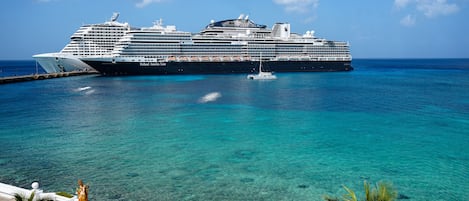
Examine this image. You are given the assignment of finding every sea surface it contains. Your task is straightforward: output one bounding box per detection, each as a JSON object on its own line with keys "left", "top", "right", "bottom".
{"left": 0, "top": 60, "right": 45, "bottom": 77}
{"left": 0, "top": 59, "right": 468, "bottom": 201}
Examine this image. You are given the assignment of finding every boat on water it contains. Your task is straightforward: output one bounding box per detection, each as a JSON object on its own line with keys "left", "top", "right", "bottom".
{"left": 81, "top": 14, "right": 353, "bottom": 75}
{"left": 33, "top": 13, "right": 131, "bottom": 73}
{"left": 247, "top": 53, "right": 276, "bottom": 80}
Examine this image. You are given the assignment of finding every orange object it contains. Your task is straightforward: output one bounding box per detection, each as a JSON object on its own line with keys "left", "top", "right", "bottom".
{"left": 77, "top": 180, "right": 89, "bottom": 201}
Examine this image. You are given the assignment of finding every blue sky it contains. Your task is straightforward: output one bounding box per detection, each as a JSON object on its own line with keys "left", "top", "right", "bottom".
{"left": 0, "top": 0, "right": 468, "bottom": 59}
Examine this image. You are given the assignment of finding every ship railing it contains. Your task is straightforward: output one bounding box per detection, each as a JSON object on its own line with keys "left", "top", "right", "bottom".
{"left": 275, "top": 55, "right": 310, "bottom": 61}
{"left": 316, "top": 57, "right": 352, "bottom": 61}
{"left": 274, "top": 55, "right": 351, "bottom": 61}
{"left": 167, "top": 55, "right": 254, "bottom": 62}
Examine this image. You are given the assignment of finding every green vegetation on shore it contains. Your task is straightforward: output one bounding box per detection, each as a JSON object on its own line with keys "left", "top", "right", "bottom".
{"left": 324, "top": 181, "right": 397, "bottom": 201}
{"left": 56, "top": 191, "right": 74, "bottom": 198}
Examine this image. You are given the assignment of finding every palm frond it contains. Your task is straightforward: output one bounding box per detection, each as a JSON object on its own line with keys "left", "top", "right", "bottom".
{"left": 27, "top": 191, "right": 35, "bottom": 201}
{"left": 342, "top": 185, "right": 358, "bottom": 201}
{"left": 376, "top": 181, "right": 397, "bottom": 201}
{"left": 14, "top": 193, "right": 24, "bottom": 201}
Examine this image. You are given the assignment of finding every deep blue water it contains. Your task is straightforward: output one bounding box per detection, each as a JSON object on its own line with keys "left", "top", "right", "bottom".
{"left": 1, "top": 59, "right": 468, "bottom": 200}
{"left": 0, "top": 60, "right": 45, "bottom": 77}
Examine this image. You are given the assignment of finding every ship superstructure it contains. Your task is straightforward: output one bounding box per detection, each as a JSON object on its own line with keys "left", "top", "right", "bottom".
{"left": 82, "top": 14, "right": 353, "bottom": 75}
{"left": 33, "top": 13, "right": 132, "bottom": 73}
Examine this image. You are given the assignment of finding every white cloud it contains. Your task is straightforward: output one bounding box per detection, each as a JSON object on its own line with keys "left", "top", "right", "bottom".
{"left": 273, "top": 0, "right": 319, "bottom": 13}
{"left": 135, "top": 0, "right": 164, "bottom": 8}
{"left": 400, "top": 14, "right": 416, "bottom": 26}
{"left": 394, "top": 0, "right": 412, "bottom": 9}
{"left": 416, "top": 0, "right": 459, "bottom": 18}
{"left": 394, "top": 0, "right": 459, "bottom": 26}
{"left": 395, "top": 0, "right": 459, "bottom": 17}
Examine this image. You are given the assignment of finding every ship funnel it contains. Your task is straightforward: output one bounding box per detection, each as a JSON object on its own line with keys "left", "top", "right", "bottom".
{"left": 238, "top": 14, "right": 245, "bottom": 20}
{"left": 272, "top": 23, "right": 291, "bottom": 39}
{"left": 245, "top": 15, "right": 249, "bottom": 20}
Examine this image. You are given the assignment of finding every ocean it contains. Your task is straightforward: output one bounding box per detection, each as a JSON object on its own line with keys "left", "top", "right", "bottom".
{"left": 0, "top": 60, "right": 45, "bottom": 77}
{"left": 0, "top": 59, "right": 468, "bottom": 200}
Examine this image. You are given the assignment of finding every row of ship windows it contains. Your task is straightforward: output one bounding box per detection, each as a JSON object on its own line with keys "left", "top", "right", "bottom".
{"left": 63, "top": 50, "right": 349, "bottom": 56}
{"left": 69, "top": 43, "right": 116, "bottom": 46}
{"left": 117, "top": 51, "right": 350, "bottom": 55}
{"left": 118, "top": 46, "right": 349, "bottom": 50}
{"left": 85, "top": 33, "right": 126, "bottom": 36}
{"left": 119, "top": 47, "right": 349, "bottom": 52}
{"left": 123, "top": 42, "right": 349, "bottom": 48}
{"left": 117, "top": 50, "right": 349, "bottom": 55}
{"left": 65, "top": 46, "right": 115, "bottom": 50}
{"left": 63, "top": 49, "right": 114, "bottom": 52}
{"left": 75, "top": 32, "right": 348, "bottom": 42}
{"left": 118, "top": 53, "right": 350, "bottom": 57}
{"left": 132, "top": 34, "right": 191, "bottom": 37}
{"left": 121, "top": 44, "right": 349, "bottom": 49}
{"left": 81, "top": 35, "right": 125, "bottom": 38}
{"left": 69, "top": 53, "right": 349, "bottom": 57}
{"left": 127, "top": 38, "right": 190, "bottom": 41}
{"left": 72, "top": 39, "right": 119, "bottom": 42}
{"left": 65, "top": 47, "right": 348, "bottom": 53}
{"left": 119, "top": 39, "right": 348, "bottom": 45}
{"left": 131, "top": 35, "right": 189, "bottom": 38}
{"left": 63, "top": 50, "right": 115, "bottom": 53}
{"left": 69, "top": 43, "right": 114, "bottom": 46}
{"left": 120, "top": 43, "right": 349, "bottom": 48}
{"left": 87, "top": 30, "right": 126, "bottom": 33}
{"left": 89, "top": 27, "right": 128, "bottom": 30}
{"left": 73, "top": 36, "right": 122, "bottom": 39}
{"left": 66, "top": 44, "right": 348, "bottom": 52}
{"left": 71, "top": 40, "right": 348, "bottom": 48}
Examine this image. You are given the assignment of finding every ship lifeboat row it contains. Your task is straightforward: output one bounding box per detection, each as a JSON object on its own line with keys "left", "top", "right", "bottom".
{"left": 165, "top": 56, "right": 253, "bottom": 62}
{"left": 134, "top": 55, "right": 346, "bottom": 66}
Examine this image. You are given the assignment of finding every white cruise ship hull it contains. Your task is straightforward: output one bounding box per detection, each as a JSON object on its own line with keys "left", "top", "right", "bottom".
{"left": 33, "top": 53, "right": 95, "bottom": 73}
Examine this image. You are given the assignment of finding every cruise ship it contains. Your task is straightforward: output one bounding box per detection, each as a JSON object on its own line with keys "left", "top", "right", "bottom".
{"left": 33, "top": 13, "right": 131, "bottom": 73}
{"left": 82, "top": 14, "right": 352, "bottom": 75}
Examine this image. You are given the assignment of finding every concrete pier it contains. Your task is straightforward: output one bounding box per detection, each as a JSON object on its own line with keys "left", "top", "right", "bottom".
{"left": 0, "top": 182, "right": 74, "bottom": 201}
{"left": 0, "top": 71, "right": 98, "bottom": 84}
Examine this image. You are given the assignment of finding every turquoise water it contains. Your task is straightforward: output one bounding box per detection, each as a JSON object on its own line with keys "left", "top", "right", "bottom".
{"left": 1, "top": 59, "right": 468, "bottom": 200}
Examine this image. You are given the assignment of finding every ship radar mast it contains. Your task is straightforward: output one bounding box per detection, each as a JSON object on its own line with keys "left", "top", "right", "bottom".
{"left": 110, "top": 12, "right": 119, "bottom": 22}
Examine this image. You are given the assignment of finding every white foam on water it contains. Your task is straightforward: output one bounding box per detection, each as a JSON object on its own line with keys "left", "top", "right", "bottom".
{"left": 75, "top": 86, "right": 92, "bottom": 92}
{"left": 198, "top": 92, "right": 222, "bottom": 103}
{"left": 84, "top": 89, "right": 95, "bottom": 95}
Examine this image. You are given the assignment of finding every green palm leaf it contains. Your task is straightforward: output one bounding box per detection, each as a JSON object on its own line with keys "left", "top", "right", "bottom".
{"left": 342, "top": 185, "right": 358, "bottom": 201}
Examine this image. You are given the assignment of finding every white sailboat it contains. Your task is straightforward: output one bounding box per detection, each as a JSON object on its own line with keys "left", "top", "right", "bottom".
{"left": 247, "top": 53, "right": 277, "bottom": 80}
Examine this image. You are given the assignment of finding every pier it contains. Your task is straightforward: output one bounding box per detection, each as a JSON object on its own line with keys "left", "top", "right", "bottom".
{"left": 0, "top": 71, "right": 98, "bottom": 84}
{"left": 0, "top": 182, "right": 74, "bottom": 201}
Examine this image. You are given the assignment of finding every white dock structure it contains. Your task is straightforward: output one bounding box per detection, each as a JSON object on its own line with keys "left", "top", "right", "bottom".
{"left": 0, "top": 182, "right": 74, "bottom": 201}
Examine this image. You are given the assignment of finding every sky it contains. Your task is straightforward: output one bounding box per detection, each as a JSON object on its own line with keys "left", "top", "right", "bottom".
{"left": 0, "top": 0, "right": 468, "bottom": 59}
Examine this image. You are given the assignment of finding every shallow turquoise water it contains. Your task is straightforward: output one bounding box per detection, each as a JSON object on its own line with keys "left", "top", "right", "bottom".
{"left": 1, "top": 59, "right": 468, "bottom": 200}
